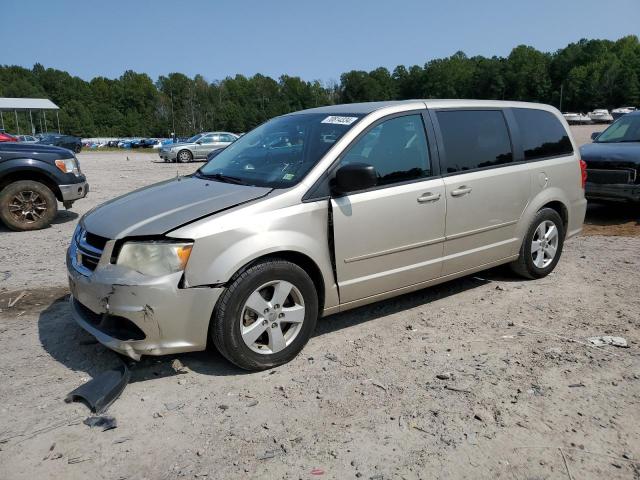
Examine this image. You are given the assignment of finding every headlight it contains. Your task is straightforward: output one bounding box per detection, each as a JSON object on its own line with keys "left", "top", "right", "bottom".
{"left": 55, "top": 158, "right": 80, "bottom": 176}
{"left": 117, "top": 241, "right": 193, "bottom": 276}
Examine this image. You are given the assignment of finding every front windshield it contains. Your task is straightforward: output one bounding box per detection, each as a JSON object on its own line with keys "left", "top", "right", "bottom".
{"left": 596, "top": 115, "right": 640, "bottom": 143}
{"left": 187, "top": 133, "right": 204, "bottom": 143}
{"left": 197, "top": 113, "right": 362, "bottom": 188}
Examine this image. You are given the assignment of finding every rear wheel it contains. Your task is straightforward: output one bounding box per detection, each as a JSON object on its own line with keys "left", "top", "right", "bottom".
{"left": 510, "top": 208, "right": 564, "bottom": 279}
{"left": 211, "top": 259, "right": 318, "bottom": 370}
{"left": 177, "top": 149, "right": 192, "bottom": 163}
{"left": 0, "top": 180, "right": 58, "bottom": 231}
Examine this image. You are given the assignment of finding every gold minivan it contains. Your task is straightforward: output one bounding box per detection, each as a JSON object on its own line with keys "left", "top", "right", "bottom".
{"left": 68, "top": 100, "right": 587, "bottom": 370}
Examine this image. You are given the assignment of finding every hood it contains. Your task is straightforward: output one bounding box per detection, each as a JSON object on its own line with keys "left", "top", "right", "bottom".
{"left": 162, "top": 142, "right": 193, "bottom": 150}
{"left": 0, "top": 142, "right": 73, "bottom": 157}
{"left": 580, "top": 142, "right": 640, "bottom": 169}
{"left": 82, "top": 175, "right": 271, "bottom": 239}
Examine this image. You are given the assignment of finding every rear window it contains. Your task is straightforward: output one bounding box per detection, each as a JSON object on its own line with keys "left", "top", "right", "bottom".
{"left": 436, "top": 110, "right": 513, "bottom": 173}
{"left": 512, "top": 108, "right": 573, "bottom": 160}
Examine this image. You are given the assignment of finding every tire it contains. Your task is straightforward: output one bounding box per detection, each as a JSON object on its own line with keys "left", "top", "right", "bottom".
{"left": 176, "top": 149, "right": 193, "bottom": 163}
{"left": 510, "top": 208, "right": 565, "bottom": 279}
{"left": 211, "top": 258, "right": 319, "bottom": 371}
{"left": 0, "top": 180, "right": 58, "bottom": 231}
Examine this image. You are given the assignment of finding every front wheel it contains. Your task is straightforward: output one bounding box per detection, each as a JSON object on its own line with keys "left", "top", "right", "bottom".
{"left": 211, "top": 259, "right": 318, "bottom": 370}
{"left": 176, "top": 149, "right": 193, "bottom": 163}
{"left": 510, "top": 208, "right": 565, "bottom": 279}
{"left": 0, "top": 180, "right": 58, "bottom": 231}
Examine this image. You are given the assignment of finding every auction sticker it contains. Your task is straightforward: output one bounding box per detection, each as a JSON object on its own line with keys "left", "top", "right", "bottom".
{"left": 321, "top": 115, "right": 359, "bottom": 125}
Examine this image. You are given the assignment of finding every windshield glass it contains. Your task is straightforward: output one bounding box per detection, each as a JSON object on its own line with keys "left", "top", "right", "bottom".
{"left": 187, "top": 133, "right": 204, "bottom": 143}
{"left": 197, "top": 113, "right": 362, "bottom": 188}
{"left": 596, "top": 115, "right": 640, "bottom": 143}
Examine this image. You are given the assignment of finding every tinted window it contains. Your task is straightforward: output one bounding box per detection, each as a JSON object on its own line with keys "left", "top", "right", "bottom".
{"left": 220, "top": 134, "right": 236, "bottom": 142}
{"left": 199, "top": 134, "right": 215, "bottom": 144}
{"left": 513, "top": 108, "right": 573, "bottom": 159}
{"left": 437, "top": 110, "right": 513, "bottom": 173}
{"left": 340, "top": 114, "right": 431, "bottom": 186}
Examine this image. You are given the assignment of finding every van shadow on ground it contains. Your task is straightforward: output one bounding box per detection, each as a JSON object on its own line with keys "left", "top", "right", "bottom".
{"left": 583, "top": 201, "right": 639, "bottom": 236}
{"left": 37, "top": 272, "right": 497, "bottom": 384}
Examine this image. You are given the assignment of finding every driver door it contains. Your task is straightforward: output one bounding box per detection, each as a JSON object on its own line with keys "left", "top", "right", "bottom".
{"left": 195, "top": 134, "right": 217, "bottom": 158}
{"left": 331, "top": 113, "right": 446, "bottom": 304}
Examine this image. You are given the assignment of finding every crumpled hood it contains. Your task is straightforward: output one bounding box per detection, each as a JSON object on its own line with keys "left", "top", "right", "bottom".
{"left": 580, "top": 142, "right": 640, "bottom": 168}
{"left": 82, "top": 176, "right": 271, "bottom": 239}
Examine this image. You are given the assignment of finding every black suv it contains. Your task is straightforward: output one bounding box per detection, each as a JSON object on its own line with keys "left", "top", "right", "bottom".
{"left": 37, "top": 133, "right": 83, "bottom": 153}
{"left": 0, "top": 143, "right": 88, "bottom": 231}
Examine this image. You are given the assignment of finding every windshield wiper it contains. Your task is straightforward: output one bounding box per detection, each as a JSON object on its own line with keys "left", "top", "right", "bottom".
{"left": 197, "top": 171, "right": 248, "bottom": 185}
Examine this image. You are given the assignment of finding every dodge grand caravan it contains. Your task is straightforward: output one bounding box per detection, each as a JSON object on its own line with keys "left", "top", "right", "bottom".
{"left": 68, "top": 100, "right": 586, "bottom": 370}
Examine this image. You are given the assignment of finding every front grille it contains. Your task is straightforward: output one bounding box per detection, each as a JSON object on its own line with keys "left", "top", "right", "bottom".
{"left": 586, "top": 169, "right": 634, "bottom": 185}
{"left": 75, "top": 228, "right": 108, "bottom": 273}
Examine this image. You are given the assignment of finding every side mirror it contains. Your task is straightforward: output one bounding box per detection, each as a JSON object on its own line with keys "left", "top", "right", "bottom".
{"left": 333, "top": 163, "right": 377, "bottom": 194}
{"left": 195, "top": 140, "right": 202, "bottom": 145}
{"left": 591, "top": 132, "right": 601, "bottom": 141}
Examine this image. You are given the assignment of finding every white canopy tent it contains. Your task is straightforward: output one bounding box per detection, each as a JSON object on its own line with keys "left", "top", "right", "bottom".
{"left": 0, "top": 97, "right": 60, "bottom": 135}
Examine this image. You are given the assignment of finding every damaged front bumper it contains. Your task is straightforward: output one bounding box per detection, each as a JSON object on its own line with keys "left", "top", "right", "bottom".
{"left": 67, "top": 239, "right": 223, "bottom": 360}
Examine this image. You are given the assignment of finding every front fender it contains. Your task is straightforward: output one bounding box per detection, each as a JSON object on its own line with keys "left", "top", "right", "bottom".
{"left": 177, "top": 201, "right": 339, "bottom": 310}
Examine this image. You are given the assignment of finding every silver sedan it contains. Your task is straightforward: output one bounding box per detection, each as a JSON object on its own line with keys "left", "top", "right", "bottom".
{"left": 159, "top": 132, "right": 239, "bottom": 163}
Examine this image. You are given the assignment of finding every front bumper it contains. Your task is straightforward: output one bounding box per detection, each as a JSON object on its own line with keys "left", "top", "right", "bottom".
{"left": 67, "top": 240, "right": 223, "bottom": 360}
{"left": 159, "top": 149, "right": 178, "bottom": 162}
{"left": 585, "top": 182, "right": 640, "bottom": 202}
{"left": 59, "top": 180, "right": 89, "bottom": 202}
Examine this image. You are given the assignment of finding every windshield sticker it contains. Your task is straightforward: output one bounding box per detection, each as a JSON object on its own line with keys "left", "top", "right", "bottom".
{"left": 321, "top": 116, "right": 359, "bottom": 125}
{"left": 282, "top": 173, "right": 295, "bottom": 180}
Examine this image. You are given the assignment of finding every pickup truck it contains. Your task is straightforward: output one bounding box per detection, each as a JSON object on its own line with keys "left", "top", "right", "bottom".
{"left": 0, "top": 143, "right": 89, "bottom": 231}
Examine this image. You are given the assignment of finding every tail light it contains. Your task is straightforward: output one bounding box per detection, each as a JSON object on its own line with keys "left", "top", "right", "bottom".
{"left": 579, "top": 159, "right": 587, "bottom": 189}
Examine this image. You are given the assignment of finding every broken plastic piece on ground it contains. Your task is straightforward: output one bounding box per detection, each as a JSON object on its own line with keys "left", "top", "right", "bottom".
{"left": 587, "top": 336, "right": 629, "bottom": 348}
{"left": 83, "top": 415, "right": 117, "bottom": 431}
{"left": 65, "top": 362, "right": 130, "bottom": 414}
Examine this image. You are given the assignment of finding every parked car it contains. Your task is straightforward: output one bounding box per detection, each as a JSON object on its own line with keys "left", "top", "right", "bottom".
{"left": 37, "top": 133, "right": 82, "bottom": 153}
{"left": 158, "top": 131, "right": 239, "bottom": 162}
{"left": 68, "top": 100, "right": 586, "bottom": 370}
{"left": 581, "top": 110, "right": 640, "bottom": 202}
{"left": 0, "top": 132, "right": 17, "bottom": 142}
{"left": 16, "top": 134, "right": 39, "bottom": 143}
{"left": 611, "top": 106, "right": 637, "bottom": 120}
{"left": 0, "top": 143, "right": 88, "bottom": 231}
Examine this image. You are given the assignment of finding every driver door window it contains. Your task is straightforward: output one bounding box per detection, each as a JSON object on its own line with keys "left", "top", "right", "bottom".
{"left": 340, "top": 114, "right": 431, "bottom": 187}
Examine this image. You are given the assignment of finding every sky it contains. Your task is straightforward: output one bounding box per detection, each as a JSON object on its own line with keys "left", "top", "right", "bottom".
{"left": 3, "top": 0, "right": 640, "bottom": 83}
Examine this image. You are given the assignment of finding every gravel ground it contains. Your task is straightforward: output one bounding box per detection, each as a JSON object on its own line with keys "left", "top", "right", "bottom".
{"left": 0, "top": 126, "right": 639, "bottom": 479}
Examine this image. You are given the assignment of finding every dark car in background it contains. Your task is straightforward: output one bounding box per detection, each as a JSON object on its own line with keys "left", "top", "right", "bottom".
{"left": 37, "top": 133, "right": 82, "bottom": 153}
{"left": 581, "top": 111, "right": 640, "bottom": 202}
{"left": 0, "top": 143, "right": 88, "bottom": 230}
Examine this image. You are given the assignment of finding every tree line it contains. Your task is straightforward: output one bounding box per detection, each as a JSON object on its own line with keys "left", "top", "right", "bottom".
{"left": 0, "top": 35, "right": 638, "bottom": 138}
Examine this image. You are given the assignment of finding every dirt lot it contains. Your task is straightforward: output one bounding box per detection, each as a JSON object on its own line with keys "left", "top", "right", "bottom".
{"left": 1, "top": 128, "right": 639, "bottom": 479}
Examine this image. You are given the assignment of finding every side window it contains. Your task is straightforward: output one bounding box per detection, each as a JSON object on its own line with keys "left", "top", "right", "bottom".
{"left": 340, "top": 114, "right": 431, "bottom": 187}
{"left": 220, "top": 134, "right": 236, "bottom": 142}
{"left": 512, "top": 108, "right": 573, "bottom": 160}
{"left": 436, "top": 110, "right": 513, "bottom": 173}
{"left": 200, "top": 134, "right": 215, "bottom": 144}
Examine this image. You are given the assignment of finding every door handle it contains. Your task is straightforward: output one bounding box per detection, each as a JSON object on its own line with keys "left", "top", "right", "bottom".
{"left": 450, "top": 186, "right": 472, "bottom": 197}
{"left": 417, "top": 192, "right": 441, "bottom": 203}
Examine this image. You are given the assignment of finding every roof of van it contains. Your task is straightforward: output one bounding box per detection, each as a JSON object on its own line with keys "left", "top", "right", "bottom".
{"left": 288, "top": 99, "right": 558, "bottom": 116}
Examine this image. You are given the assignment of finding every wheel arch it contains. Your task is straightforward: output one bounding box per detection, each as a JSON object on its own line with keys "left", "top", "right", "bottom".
{"left": 0, "top": 169, "right": 62, "bottom": 201}
{"left": 223, "top": 250, "right": 326, "bottom": 315}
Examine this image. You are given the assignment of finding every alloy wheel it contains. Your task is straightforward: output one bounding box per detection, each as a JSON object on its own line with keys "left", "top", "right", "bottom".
{"left": 8, "top": 190, "right": 48, "bottom": 225}
{"left": 239, "top": 280, "right": 305, "bottom": 354}
{"left": 531, "top": 220, "right": 559, "bottom": 268}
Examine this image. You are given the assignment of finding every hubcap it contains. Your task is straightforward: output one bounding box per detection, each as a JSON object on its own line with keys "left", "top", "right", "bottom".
{"left": 179, "top": 151, "right": 190, "bottom": 161}
{"left": 8, "top": 190, "right": 47, "bottom": 224}
{"left": 240, "top": 280, "right": 305, "bottom": 354}
{"left": 531, "top": 220, "right": 559, "bottom": 268}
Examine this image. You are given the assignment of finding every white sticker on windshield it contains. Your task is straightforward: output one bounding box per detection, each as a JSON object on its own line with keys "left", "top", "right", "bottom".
{"left": 321, "top": 115, "right": 359, "bottom": 125}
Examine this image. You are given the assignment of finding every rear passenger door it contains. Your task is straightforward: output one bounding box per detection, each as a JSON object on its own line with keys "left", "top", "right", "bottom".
{"left": 431, "top": 109, "right": 530, "bottom": 275}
